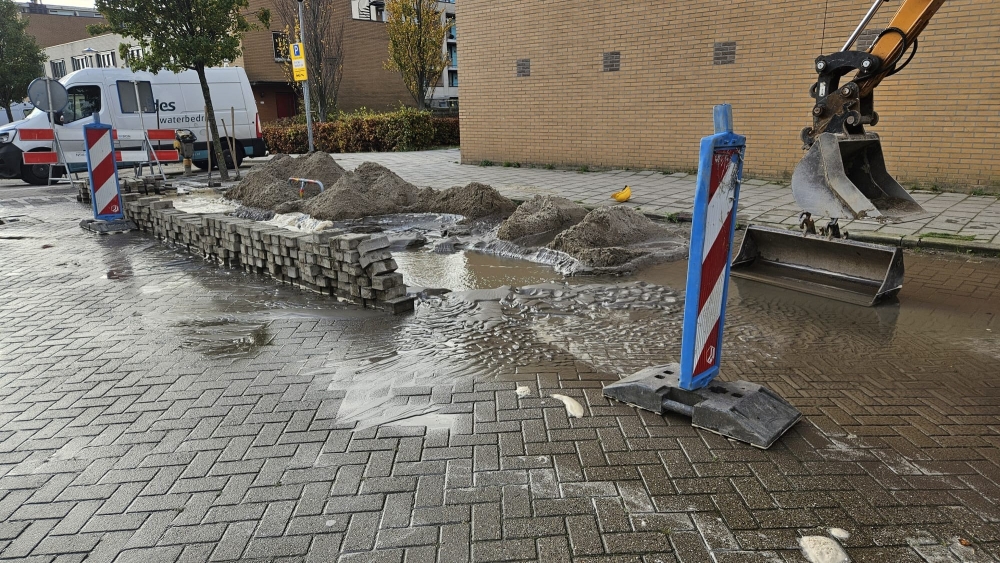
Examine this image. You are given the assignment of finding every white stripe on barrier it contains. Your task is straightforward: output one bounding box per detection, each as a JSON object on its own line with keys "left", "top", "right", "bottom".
{"left": 694, "top": 263, "right": 727, "bottom": 363}
{"left": 90, "top": 131, "right": 118, "bottom": 214}
{"left": 702, "top": 160, "right": 738, "bottom": 261}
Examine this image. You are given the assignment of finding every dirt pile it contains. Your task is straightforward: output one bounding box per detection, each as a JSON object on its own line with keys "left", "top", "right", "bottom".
{"left": 431, "top": 182, "right": 517, "bottom": 220}
{"left": 225, "top": 152, "right": 345, "bottom": 211}
{"left": 292, "top": 152, "right": 346, "bottom": 192}
{"left": 497, "top": 195, "right": 587, "bottom": 242}
{"left": 304, "top": 163, "right": 427, "bottom": 221}
{"left": 548, "top": 206, "right": 685, "bottom": 269}
{"left": 224, "top": 154, "right": 302, "bottom": 210}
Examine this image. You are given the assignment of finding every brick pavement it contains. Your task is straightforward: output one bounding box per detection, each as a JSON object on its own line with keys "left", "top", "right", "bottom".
{"left": 0, "top": 183, "right": 999, "bottom": 562}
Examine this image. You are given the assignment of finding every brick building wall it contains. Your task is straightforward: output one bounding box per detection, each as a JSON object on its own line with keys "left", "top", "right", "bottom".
{"left": 242, "top": 0, "right": 412, "bottom": 122}
{"left": 458, "top": 1, "right": 1000, "bottom": 187}
{"left": 23, "top": 12, "right": 105, "bottom": 49}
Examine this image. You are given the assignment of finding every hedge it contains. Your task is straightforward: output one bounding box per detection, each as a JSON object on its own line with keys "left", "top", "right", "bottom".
{"left": 261, "top": 108, "right": 460, "bottom": 154}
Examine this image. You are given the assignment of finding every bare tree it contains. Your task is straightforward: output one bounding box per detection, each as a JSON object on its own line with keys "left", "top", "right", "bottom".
{"left": 274, "top": 0, "right": 344, "bottom": 122}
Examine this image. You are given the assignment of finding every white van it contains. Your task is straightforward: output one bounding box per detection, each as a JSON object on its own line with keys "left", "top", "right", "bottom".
{"left": 0, "top": 103, "right": 33, "bottom": 126}
{"left": 0, "top": 67, "right": 266, "bottom": 185}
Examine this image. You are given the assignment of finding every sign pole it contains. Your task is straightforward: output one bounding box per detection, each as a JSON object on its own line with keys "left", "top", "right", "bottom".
{"left": 296, "top": 0, "right": 314, "bottom": 152}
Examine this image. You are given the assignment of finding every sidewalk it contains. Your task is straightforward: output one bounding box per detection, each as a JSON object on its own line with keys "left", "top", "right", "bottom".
{"left": 245, "top": 148, "right": 1000, "bottom": 251}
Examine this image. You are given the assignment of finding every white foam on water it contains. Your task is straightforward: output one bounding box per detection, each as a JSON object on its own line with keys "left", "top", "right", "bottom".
{"left": 516, "top": 386, "right": 531, "bottom": 398}
{"left": 550, "top": 394, "right": 585, "bottom": 418}
{"left": 264, "top": 212, "right": 336, "bottom": 233}
{"left": 171, "top": 197, "right": 239, "bottom": 215}
{"left": 799, "top": 536, "right": 850, "bottom": 563}
{"left": 829, "top": 528, "right": 851, "bottom": 541}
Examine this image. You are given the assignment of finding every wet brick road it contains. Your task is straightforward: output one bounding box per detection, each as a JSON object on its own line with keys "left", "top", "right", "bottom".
{"left": 0, "top": 182, "right": 999, "bottom": 562}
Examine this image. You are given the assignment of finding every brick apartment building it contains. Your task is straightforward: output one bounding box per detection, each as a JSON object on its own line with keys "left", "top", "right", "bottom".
{"left": 459, "top": 0, "right": 1000, "bottom": 187}
{"left": 242, "top": 0, "right": 458, "bottom": 122}
{"left": 17, "top": 0, "right": 105, "bottom": 49}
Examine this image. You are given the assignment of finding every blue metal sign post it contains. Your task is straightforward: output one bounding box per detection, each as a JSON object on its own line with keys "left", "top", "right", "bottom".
{"left": 678, "top": 104, "right": 745, "bottom": 390}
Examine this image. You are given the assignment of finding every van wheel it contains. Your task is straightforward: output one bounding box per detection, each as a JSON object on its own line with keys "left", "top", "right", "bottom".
{"left": 20, "top": 161, "right": 64, "bottom": 186}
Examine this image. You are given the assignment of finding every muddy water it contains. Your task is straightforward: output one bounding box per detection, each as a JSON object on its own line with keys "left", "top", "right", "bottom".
{"left": 314, "top": 246, "right": 999, "bottom": 429}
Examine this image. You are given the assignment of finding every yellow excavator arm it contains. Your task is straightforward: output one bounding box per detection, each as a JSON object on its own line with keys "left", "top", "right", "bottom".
{"left": 792, "top": 0, "right": 947, "bottom": 221}
{"left": 857, "top": 0, "right": 946, "bottom": 97}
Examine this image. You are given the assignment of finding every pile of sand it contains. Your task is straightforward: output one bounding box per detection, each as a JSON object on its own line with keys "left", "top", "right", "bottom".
{"left": 497, "top": 195, "right": 587, "bottom": 242}
{"left": 431, "top": 182, "right": 517, "bottom": 220}
{"left": 548, "top": 206, "right": 685, "bottom": 269}
{"left": 304, "top": 163, "right": 428, "bottom": 221}
{"left": 549, "top": 206, "right": 670, "bottom": 253}
{"left": 293, "top": 152, "right": 346, "bottom": 192}
{"left": 226, "top": 157, "right": 516, "bottom": 224}
{"left": 224, "top": 152, "right": 345, "bottom": 211}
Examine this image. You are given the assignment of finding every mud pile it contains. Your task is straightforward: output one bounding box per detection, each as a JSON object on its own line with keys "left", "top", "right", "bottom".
{"left": 225, "top": 152, "right": 345, "bottom": 211}
{"left": 305, "top": 164, "right": 426, "bottom": 221}
{"left": 497, "top": 195, "right": 587, "bottom": 242}
{"left": 431, "top": 182, "right": 517, "bottom": 220}
{"left": 224, "top": 154, "right": 301, "bottom": 210}
{"left": 549, "top": 206, "right": 685, "bottom": 269}
{"left": 293, "top": 151, "right": 346, "bottom": 192}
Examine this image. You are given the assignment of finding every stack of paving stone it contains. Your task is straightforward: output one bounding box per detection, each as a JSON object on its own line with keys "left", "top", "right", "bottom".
{"left": 122, "top": 195, "right": 415, "bottom": 314}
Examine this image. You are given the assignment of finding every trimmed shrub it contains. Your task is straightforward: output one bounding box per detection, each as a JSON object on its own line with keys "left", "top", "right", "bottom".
{"left": 432, "top": 116, "right": 460, "bottom": 147}
{"left": 261, "top": 107, "right": 458, "bottom": 154}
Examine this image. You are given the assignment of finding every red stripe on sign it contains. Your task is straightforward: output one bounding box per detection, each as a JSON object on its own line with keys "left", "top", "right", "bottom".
{"left": 698, "top": 211, "right": 734, "bottom": 310}
{"left": 23, "top": 152, "right": 59, "bottom": 164}
{"left": 152, "top": 150, "right": 180, "bottom": 162}
{"left": 92, "top": 153, "right": 116, "bottom": 189}
{"left": 18, "top": 129, "right": 55, "bottom": 141}
{"left": 694, "top": 318, "right": 721, "bottom": 374}
{"left": 708, "top": 149, "right": 738, "bottom": 199}
{"left": 111, "top": 130, "right": 118, "bottom": 140}
{"left": 147, "top": 130, "right": 176, "bottom": 141}
{"left": 98, "top": 196, "right": 121, "bottom": 216}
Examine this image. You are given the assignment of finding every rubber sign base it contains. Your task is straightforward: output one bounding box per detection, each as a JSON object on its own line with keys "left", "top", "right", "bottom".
{"left": 603, "top": 365, "right": 801, "bottom": 449}
{"left": 80, "top": 218, "right": 137, "bottom": 235}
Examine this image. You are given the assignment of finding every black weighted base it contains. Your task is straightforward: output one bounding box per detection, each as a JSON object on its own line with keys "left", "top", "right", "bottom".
{"left": 80, "top": 219, "right": 138, "bottom": 235}
{"left": 603, "top": 364, "right": 801, "bottom": 449}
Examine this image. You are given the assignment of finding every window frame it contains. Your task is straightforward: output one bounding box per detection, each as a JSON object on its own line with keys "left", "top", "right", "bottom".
{"left": 116, "top": 80, "right": 156, "bottom": 114}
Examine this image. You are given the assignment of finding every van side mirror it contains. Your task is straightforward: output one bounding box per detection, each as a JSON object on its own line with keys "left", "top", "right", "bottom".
{"left": 49, "top": 111, "right": 64, "bottom": 125}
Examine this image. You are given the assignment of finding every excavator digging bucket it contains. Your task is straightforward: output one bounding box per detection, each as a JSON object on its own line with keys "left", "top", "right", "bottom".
{"left": 792, "top": 132, "right": 925, "bottom": 220}
{"left": 731, "top": 225, "right": 904, "bottom": 307}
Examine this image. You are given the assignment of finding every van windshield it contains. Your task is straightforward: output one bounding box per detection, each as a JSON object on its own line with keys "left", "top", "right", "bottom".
{"left": 62, "top": 85, "right": 102, "bottom": 124}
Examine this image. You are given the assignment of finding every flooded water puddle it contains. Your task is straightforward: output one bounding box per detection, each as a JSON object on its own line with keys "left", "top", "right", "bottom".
{"left": 317, "top": 246, "right": 1000, "bottom": 430}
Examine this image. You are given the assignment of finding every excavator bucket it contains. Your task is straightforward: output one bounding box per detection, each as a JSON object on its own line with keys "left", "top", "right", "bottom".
{"left": 792, "top": 132, "right": 924, "bottom": 220}
{"left": 731, "top": 225, "right": 904, "bottom": 306}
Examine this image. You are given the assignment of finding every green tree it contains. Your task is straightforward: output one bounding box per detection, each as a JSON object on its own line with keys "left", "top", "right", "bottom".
{"left": 383, "top": 0, "right": 449, "bottom": 110}
{"left": 92, "top": 0, "right": 269, "bottom": 180}
{"left": 0, "top": 0, "right": 46, "bottom": 123}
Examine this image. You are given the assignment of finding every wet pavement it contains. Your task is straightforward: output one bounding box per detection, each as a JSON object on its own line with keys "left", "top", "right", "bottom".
{"left": 1, "top": 182, "right": 999, "bottom": 562}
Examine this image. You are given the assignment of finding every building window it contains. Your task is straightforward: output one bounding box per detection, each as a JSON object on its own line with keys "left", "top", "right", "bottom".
{"left": 352, "top": 0, "right": 385, "bottom": 21}
{"left": 446, "top": 15, "right": 456, "bottom": 40}
{"left": 71, "top": 55, "right": 92, "bottom": 71}
{"left": 272, "top": 31, "right": 289, "bottom": 62}
{"left": 713, "top": 41, "right": 736, "bottom": 65}
{"left": 99, "top": 51, "right": 116, "bottom": 68}
{"left": 448, "top": 44, "right": 457, "bottom": 68}
{"left": 448, "top": 70, "right": 457, "bottom": 87}
{"left": 602, "top": 51, "right": 621, "bottom": 72}
{"left": 516, "top": 58, "right": 530, "bottom": 77}
{"left": 127, "top": 46, "right": 143, "bottom": 66}
{"left": 50, "top": 59, "right": 66, "bottom": 78}
{"left": 116, "top": 81, "right": 156, "bottom": 113}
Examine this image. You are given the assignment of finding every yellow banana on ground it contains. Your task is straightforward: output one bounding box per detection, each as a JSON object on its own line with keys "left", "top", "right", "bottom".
{"left": 611, "top": 185, "right": 632, "bottom": 203}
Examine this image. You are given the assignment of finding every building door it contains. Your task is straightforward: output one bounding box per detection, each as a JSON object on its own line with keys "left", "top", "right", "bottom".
{"left": 275, "top": 92, "right": 296, "bottom": 119}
